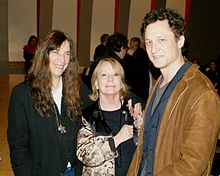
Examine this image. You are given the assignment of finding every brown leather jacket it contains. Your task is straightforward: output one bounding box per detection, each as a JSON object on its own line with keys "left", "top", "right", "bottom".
{"left": 127, "top": 64, "right": 220, "bottom": 176}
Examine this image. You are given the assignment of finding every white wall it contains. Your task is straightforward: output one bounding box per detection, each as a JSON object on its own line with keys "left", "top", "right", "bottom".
{"left": 166, "top": 0, "right": 185, "bottom": 18}
{"left": 8, "top": 0, "right": 187, "bottom": 64}
{"left": 127, "top": 0, "right": 151, "bottom": 42}
{"left": 8, "top": 0, "right": 149, "bottom": 63}
{"left": 52, "top": 0, "right": 77, "bottom": 43}
{"left": 90, "top": 0, "right": 115, "bottom": 61}
{"left": 8, "top": 0, "right": 37, "bottom": 62}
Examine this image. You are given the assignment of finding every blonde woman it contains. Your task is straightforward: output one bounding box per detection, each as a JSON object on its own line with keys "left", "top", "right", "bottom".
{"left": 77, "top": 58, "right": 142, "bottom": 176}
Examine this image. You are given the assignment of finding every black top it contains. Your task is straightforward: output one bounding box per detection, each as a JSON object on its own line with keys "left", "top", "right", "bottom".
{"left": 102, "top": 109, "right": 121, "bottom": 135}
{"left": 7, "top": 81, "right": 82, "bottom": 176}
{"left": 123, "top": 48, "right": 150, "bottom": 101}
{"left": 83, "top": 100, "right": 137, "bottom": 176}
{"left": 93, "top": 44, "right": 108, "bottom": 60}
{"left": 102, "top": 109, "right": 136, "bottom": 176}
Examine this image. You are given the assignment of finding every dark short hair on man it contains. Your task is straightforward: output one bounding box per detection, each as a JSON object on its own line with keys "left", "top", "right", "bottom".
{"left": 141, "top": 8, "right": 186, "bottom": 40}
{"left": 106, "top": 32, "right": 128, "bottom": 52}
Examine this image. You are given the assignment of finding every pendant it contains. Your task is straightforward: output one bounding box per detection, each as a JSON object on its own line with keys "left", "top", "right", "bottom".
{"left": 58, "top": 124, "right": 67, "bottom": 134}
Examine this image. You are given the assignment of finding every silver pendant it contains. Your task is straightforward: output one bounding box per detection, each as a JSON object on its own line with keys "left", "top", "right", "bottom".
{"left": 58, "top": 124, "right": 67, "bottom": 134}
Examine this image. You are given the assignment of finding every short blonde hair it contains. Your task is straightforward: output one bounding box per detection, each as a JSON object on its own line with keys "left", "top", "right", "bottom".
{"left": 89, "top": 58, "right": 129, "bottom": 101}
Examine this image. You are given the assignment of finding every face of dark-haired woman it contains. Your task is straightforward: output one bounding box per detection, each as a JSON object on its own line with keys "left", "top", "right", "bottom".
{"left": 49, "top": 40, "right": 70, "bottom": 80}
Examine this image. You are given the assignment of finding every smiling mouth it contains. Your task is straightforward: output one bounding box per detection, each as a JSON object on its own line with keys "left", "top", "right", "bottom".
{"left": 106, "top": 85, "right": 115, "bottom": 88}
{"left": 153, "top": 55, "right": 162, "bottom": 60}
{"left": 55, "top": 65, "right": 64, "bottom": 69}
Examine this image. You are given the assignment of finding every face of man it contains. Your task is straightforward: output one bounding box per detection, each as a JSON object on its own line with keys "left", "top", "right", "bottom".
{"left": 144, "top": 20, "right": 184, "bottom": 72}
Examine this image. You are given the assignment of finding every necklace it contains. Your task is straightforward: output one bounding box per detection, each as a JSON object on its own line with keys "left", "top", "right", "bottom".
{"left": 53, "top": 104, "right": 67, "bottom": 134}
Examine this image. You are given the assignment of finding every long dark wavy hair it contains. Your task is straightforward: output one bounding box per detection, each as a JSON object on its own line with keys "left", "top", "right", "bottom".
{"left": 27, "top": 30, "right": 81, "bottom": 120}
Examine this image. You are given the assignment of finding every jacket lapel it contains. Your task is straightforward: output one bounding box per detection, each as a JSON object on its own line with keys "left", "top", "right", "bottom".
{"left": 155, "top": 65, "right": 197, "bottom": 162}
{"left": 135, "top": 77, "right": 161, "bottom": 171}
{"left": 157, "top": 78, "right": 187, "bottom": 143}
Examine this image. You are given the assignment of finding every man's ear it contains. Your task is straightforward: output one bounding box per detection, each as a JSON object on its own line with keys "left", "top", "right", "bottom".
{"left": 177, "top": 35, "right": 185, "bottom": 48}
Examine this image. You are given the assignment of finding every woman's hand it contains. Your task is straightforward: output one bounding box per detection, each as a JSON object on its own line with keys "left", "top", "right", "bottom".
{"left": 127, "top": 99, "right": 143, "bottom": 129}
{"left": 113, "top": 124, "right": 133, "bottom": 148}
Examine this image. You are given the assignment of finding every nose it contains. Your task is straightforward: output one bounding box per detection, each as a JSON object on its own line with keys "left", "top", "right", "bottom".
{"left": 58, "top": 53, "right": 66, "bottom": 63}
{"left": 108, "top": 75, "right": 113, "bottom": 81}
{"left": 151, "top": 42, "right": 159, "bottom": 53}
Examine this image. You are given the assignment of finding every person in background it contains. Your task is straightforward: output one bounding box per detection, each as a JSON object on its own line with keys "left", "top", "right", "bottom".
{"left": 124, "top": 37, "right": 150, "bottom": 101}
{"left": 191, "top": 58, "right": 200, "bottom": 65}
{"left": 205, "top": 59, "right": 219, "bottom": 90}
{"left": 127, "top": 37, "right": 137, "bottom": 56}
{"left": 191, "top": 58, "right": 206, "bottom": 73}
{"left": 8, "top": 30, "right": 82, "bottom": 176}
{"left": 82, "top": 33, "right": 109, "bottom": 87}
{"left": 77, "top": 58, "right": 143, "bottom": 176}
{"left": 23, "top": 35, "right": 38, "bottom": 73}
{"left": 89, "top": 32, "right": 129, "bottom": 82}
{"left": 128, "top": 8, "right": 220, "bottom": 176}
{"left": 93, "top": 33, "right": 109, "bottom": 60}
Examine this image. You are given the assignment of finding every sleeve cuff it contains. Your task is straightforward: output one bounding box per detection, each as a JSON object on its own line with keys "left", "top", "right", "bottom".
{"left": 108, "top": 137, "right": 116, "bottom": 152}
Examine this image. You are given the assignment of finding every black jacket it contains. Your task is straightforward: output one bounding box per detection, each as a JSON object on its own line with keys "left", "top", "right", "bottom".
{"left": 82, "top": 100, "right": 134, "bottom": 136}
{"left": 7, "top": 81, "right": 82, "bottom": 176}
{"left": 82, "top": 99, "right": 137, "bottom": 175}
{"left": 123, "top": 47, "right": 150, "bottom": 101}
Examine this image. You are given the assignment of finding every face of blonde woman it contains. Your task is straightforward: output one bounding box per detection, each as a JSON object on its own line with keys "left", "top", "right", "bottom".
{"left": 49, "top": 40, "right": 70, "bottom": 80}
{"left": 95, "top": 61, "right": 122, "bottom": 97}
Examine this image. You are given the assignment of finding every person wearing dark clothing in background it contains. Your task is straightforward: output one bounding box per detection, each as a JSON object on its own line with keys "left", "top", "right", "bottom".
{"left": 23, "top": 35, "right": 38, "bottom": 73}
{"left": 205, "top": 60, "right": 219, "bottom": 92}
{"left": 93, "top": 33, "right": 109, "bottom": 60}
{"left": 88, "top": 32, "right": 129, "bottom": 90}
{"left": 124, "top": 37, "right": 150, "bottom": 101}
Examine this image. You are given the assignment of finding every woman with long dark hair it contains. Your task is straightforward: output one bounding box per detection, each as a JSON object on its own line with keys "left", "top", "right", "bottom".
{"left": 23, "top": 35, "right": 38, "bottom": 73}
{"left": 8, "top": 30, "right": 82, "bottom": 176}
